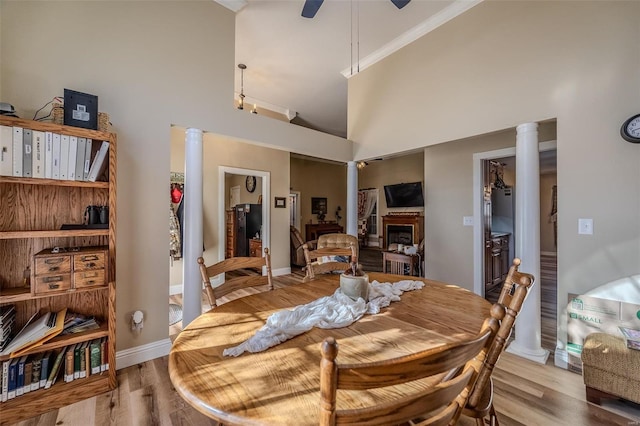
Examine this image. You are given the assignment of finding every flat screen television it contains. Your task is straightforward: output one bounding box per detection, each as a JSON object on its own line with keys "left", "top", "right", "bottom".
{"left": 384, "top": 182, "right": 424, "bottom": 208}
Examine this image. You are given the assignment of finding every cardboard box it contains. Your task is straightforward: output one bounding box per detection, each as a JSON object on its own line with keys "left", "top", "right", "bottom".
{"left": 566, "top": 282, "right": 640, "bottom": 374}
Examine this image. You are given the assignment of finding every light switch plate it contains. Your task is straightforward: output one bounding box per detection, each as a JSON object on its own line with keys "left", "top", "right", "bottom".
{"left": 578, "top": 218, "right": 593, "bottom": 235}
{"left": 463, "top": 216, "right": 474, "bottom": 226}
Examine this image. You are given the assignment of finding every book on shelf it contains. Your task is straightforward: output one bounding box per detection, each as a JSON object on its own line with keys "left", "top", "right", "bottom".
{"left": 90, "top": 339, "right": 101, "bottom": 375}
{"left": 15, "top": 355, "right": 27, "bottom": 396}
{"left": 100, "top": 337, "right": 108, "bottom": 372}
{"left": 44, "top": 131, "right": 53, "bottom": 179}
{"left": 44, "top": 346, "right": 66, "bottom": 389}
{"left": 59, "top": 134, "right": 69, "bottom": 180}
{"left": 39, "top": 350, "right": 52, "bottom": 388}
{"left": 22, "top": 128, "right": 32, "bottom": 178}
{"left": 87, "top": 141, "right": 109, "bottom": 182}
{"left": 12, "top": 127, "right": 23, "bottom": 177}
{"left": 0, "top": 125, "right": 12, "bottom": 176}
{"left": 30, "top": 352, "right": 43, "bottom": 391}
{"left": 0, "top": 308, "right": 67, "bottom": 357}
{"left": 64, "top": 344, "right": 76, "bottom": 383}
{"left": 52, "top": 132, "right": 61, "bottom": 179}
{"left": 1, "top": 359, "right": 9, "bottom": 402}
{"left": 32, "top": 130, "right": 45, "bottom": 178}
{"left": 7, "top": 357, "right": 18, "bottom": 399}
{"left": 619, "top": 326, "right": 640, "bottom": 350}
{"left": 22, "top": 355, "right": 32, "bottom": 394}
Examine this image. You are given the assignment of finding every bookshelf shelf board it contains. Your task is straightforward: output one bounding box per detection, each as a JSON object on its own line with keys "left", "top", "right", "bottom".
{"left": 0, "top": 283, "right": 108, "bottom": 304}
{"left": 0, "top": 324, "right": 108, "bottom": 362}
{"left": 0, "top": 175, "right": 109, "bottom": 188}
{"left": 0, "top": 116, "right": 113, "bottom": 140}
{"left": 0, "top": 229, "right": 109, "bottom": 239}
{"left": 0, "top": 373, "right": 109, "bottom": 422}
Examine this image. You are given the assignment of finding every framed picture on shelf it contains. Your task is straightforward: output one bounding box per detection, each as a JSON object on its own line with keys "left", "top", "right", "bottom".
{"left": 275, "top": 197, "right": 286, "bottom": 208}
{"left": 311, "top": 197, "right": 327, "bottom": 214}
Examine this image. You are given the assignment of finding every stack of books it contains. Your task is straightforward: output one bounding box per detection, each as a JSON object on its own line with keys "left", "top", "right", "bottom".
{"left": 0, "top": 305, "right": 16, "bottom": 353}
{"left": 0, "top": 125, "right": 110, "bottom": 182}
{"left": 619, "top": 326, "right": 640, "bottom": 350}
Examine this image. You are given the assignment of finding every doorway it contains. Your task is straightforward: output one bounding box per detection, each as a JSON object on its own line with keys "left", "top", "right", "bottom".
{"left": 473, "top": 142, "right": 557, "bottom": 354}
{"left": 217, "top": 166, "right": 270, "bottom": 264}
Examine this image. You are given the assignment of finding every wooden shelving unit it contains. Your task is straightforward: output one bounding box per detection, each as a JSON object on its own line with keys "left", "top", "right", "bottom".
{"left": 0, "top": 116, "right": 116, "bottom": 424}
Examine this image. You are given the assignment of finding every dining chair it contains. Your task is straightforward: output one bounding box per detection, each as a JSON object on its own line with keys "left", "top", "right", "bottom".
{"left": 302, "top": 233, "right": 358, "bottom": 282}
{"left": 319, "top": 324, "right": 495, "bottom": 426}
{"left": 197, "top": 247, "right": 273, "bottom": 308}
{"left": 461, "top": 257, "right": 534, "bottom": 426}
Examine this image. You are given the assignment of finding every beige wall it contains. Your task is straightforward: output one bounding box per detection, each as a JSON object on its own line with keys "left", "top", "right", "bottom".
{"left": 1, "top": 1, "right": 349, "bottom": 353}
{"left": 290, "top": 156, "right": 347, "bottom": 235}
{"left": 225, "top": 174, "right": 263, "bottom": 208}
{"left": 350, "top": 1, "right": 640, "bottom": 350}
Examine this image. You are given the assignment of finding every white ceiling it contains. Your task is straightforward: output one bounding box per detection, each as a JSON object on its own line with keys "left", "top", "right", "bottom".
{"left": 233, "top": 0, "right": 478, "bottom": 138}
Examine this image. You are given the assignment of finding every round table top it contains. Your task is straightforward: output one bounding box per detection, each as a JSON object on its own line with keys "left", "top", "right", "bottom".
{"left": 169, "top": 272, "right": 490, "bottom": 426}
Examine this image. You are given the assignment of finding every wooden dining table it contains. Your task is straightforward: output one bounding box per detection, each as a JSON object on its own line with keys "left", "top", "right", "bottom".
{"left": 168, "top": 272, "right": 491, "bottom": 426}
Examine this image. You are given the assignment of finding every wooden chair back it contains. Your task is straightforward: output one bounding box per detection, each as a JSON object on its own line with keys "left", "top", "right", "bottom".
{"left": 197, "top": 248, "right": 273, "bottom": 308}
{"left": 302, "top": 234, "right": 358, "bottom": 282}
{"left": 319, "top": 325, "right": 494, "bottom": 426}
{"left": 466, "top": 258, "right": 534, "bottom": 409}
{"left": 382, "top": 251, "right": 418, "bottom": 276}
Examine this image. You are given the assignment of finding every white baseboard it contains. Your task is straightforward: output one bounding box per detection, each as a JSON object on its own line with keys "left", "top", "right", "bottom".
{"left": 272, "top": 266, "right": 291, "bottom": 276}
{"left": 116, "top": 338, "right": 172, "bottom": 370}
{"left": 554, "top": 347, "right": 568, "bottom": 369}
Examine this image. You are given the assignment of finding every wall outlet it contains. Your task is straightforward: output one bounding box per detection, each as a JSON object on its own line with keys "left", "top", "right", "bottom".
{"left": 463, "top": 216, "right": 474, "bottom": 226}
{"left": 578, "top": 218, "right": 593, "bottom": 235}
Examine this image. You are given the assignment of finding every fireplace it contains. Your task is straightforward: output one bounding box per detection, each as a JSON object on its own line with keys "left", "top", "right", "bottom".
{"left": 382, "top": 214, "right": 424, "bottom": 249}
{"left": 387, "top": 225, "right": 414, "bottom": 246}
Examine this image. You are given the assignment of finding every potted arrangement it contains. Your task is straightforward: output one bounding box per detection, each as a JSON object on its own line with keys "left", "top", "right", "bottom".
{"left": 340, "top": 261, "right": 369, "bottom": 301}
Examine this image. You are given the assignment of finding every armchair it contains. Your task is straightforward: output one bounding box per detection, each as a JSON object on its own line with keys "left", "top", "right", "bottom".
{"left": 290, "top": 225, "right": 316, "bottom": 267}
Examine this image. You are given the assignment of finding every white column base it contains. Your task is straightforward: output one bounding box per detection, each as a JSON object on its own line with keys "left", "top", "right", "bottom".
{"left": 506, "top": 340, "right": 550, "bottom": 364}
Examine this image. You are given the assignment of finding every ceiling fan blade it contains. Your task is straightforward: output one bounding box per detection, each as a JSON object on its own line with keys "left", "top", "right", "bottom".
{"left": 301, "top": 0, "right": 324, "bottom": 18}
{"left": 390, "top": 0, "right": 411, "bottom": 10}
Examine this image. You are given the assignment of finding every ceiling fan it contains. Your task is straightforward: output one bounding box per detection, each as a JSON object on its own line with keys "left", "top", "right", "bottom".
{"left": 302, "top": 0, "right": 411, "bottom": 19}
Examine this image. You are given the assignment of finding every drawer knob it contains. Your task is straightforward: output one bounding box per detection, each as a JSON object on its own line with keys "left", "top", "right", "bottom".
{"left": 48, "top": 266, "right": 59, "bottom": 272}
{"left": 43, "top": 276, "right": 62, "bottom": 283}
{"left": 81, "top": 255, "right": 99, "bottom": 261}
{"left": 48, "top": 283, "right": 60, "bottom": 289}
{"left": 45, "top": 258, "right": 64, "bottom": 265}
{"left": 85, "top": 262, "right": 96, "bottom": 268}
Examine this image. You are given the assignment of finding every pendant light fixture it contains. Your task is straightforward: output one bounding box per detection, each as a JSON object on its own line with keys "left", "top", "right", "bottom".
{"left": 237, "top": 63, "right": 247, "bottom": 110}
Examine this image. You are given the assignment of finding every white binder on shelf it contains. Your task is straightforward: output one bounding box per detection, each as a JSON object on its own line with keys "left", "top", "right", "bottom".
{"left": 75, "top": 137, "right": 86, "bottom": 181}
{"left": 32, "top": 130, "right": 45, "bottom": 178}
{"left": 12, "top": 127, "right": 23, "bottom": 177}
{"left": 59, "top": 134, "right": 69, "bottom": 180}
{"left": 44, "top": 131, "right": 53, "bottom": 179}
{"left": 67, "top": 135, "right": 78, "bottom": 180}
{"left": 83, "top": 138, "right": 93, "bottom": 181}
{"left": 22, "top": 129, "right": 32, "bottom": 178}
{"left": 0, "top": 125, "right": 12, "bottom": 176}
{"left": 52, "top": 133, "right": 61, "bottom": 179}
{"left": 87, "top": 141, "right": 109, "bottom": 182}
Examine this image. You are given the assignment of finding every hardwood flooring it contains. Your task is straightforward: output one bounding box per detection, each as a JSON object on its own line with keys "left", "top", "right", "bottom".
{"left": 12, "top": 264, "right": 640, "bottom": 426}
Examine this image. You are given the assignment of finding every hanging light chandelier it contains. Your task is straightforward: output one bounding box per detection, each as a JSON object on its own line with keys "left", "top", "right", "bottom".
{"left": 237, "top": 63, "right": 247, "bottom": 110}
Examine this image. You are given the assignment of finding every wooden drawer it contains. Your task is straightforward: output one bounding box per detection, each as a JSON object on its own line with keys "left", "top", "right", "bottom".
{"left": 34, "top": 274, "right": 72, "bottom": 294}
{"left": 74, "top": 269, "right": 107, "bottom": 289}
{"left": 35, "top": 256, "right": 71, "bottom": 275}
{"left": 74, "top": 251, "right": 106, "bottom": 271}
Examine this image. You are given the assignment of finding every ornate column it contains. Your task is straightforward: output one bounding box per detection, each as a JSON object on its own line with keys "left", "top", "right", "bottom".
{"left": 346, "top": 161, "right": 358, "bottom": 236}
{"left": 506, "top": 122, "right": 549, "bottom": 364}
{"left": 182, "top": 128, "right": 204, "bottom": 327}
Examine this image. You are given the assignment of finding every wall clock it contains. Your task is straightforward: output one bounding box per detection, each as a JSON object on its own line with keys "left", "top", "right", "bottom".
{"left": 620, "top": 113, "right": 640, "bottom": 144}
{"left": 246, "top": 175, "right": 256, "bottom": 193}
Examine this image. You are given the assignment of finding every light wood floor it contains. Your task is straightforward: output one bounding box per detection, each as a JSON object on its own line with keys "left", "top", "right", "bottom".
{"left": 13, "top": 269, "right": 640, "bottom": 426}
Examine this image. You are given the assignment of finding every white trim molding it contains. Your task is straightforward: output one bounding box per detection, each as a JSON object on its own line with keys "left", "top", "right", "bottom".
{"left": 116, "top": 338, "right": 172, "bottom": 370}
{"left": 341, "top": 0, "right": 484, "bottom": 78}
{"left": 214, "top": 0, "right": 247, "bottom": 13}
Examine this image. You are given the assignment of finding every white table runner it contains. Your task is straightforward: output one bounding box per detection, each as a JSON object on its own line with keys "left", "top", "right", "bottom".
{"left": 223, "top": 279, "right": 425, "bottom": 357}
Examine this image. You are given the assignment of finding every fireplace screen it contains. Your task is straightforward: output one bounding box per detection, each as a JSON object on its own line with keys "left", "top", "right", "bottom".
{"left": 386, "top": 224, "right": 414, "bottom": 247}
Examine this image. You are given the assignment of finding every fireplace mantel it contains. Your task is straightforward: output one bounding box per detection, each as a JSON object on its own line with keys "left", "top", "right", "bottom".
{"left": 382, "top": 214, "right": 424, "bottom": 249}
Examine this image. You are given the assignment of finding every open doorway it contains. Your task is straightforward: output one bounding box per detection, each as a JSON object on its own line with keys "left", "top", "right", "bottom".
{"left": 474, "top": 142, "right": 557, "bottom": 355}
